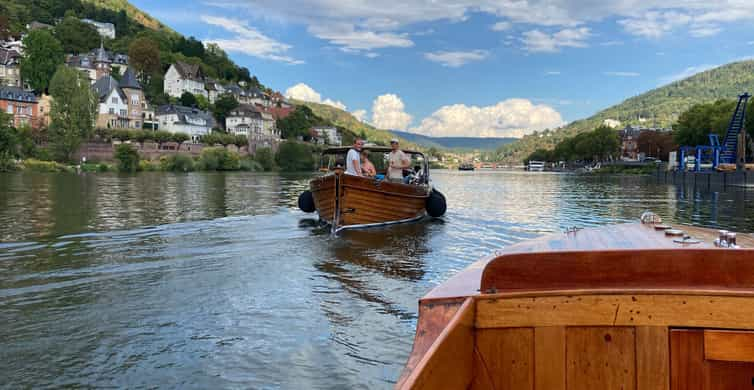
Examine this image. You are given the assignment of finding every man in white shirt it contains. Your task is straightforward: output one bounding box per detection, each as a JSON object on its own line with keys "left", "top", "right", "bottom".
{"left": 387, "top": 138, "right": 410, "bottom": 181}
{"left": 346, "top": 138, "right": 364, "bottom": 175}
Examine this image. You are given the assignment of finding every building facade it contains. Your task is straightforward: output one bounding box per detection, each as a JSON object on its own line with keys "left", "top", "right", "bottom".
{"left": 156, "top": 104, "right": 216, "bottom": 142}
{"left": 82, "top": 19, "right": 116, "bottom": 39}
{"left": 226, "top": 105, "right": 280, "bottom": 152}
{"left": 0, "top": 48, "right": 21, "bottom": 87}
{"left": 164, "top": 62, "right": 208, "bottom": 99}
{"left": 92, "top": 67, "right": 145, "bottom": 129}
{"left": 0, "top": 86, "right": 39, "bottom": 128}
{"left": 311, "top": 126, "right": 342, "bottom": 145}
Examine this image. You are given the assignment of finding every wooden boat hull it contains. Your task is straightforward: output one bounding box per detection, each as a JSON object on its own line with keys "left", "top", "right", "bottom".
{"left": 397, "top": 223, "right": 754, "bottom": 390}
{"left": 310, "top": 172, "right": 430, "bottom": 233}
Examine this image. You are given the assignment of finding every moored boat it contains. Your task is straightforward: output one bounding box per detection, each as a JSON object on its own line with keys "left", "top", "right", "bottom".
{"left": 298, "top": 147, "right": 446, "bottom": 233}
{"left": 527, "top": 160, "right": 545, "bottom": 171}
{"left": 396, "top": 218, "right": 754, "bottom": 389}
{"left": 458, "top": 162, "right": 475, "bottom": 171}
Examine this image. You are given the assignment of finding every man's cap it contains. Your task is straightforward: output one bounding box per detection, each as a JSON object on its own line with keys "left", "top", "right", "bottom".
{"left": 390, "top": 138, "right": 399, "bottom": 144}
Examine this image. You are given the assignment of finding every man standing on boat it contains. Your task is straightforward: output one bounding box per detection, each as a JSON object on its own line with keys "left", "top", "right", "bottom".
{"left": 346, "top": 138, "right": 365, "bottom": 176}
{"left": 388, "top": 138, "right": 410, "bottom": 182}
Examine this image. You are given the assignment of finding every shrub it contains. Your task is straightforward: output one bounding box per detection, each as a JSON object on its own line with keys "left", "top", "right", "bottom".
{"left": 197, "top": 147, "right": 240, "bottom": 171}
{"left": 97, "top": 163, "right": 110, "bottom": 172}
{"left": 138, "top": 160, "right": 159, "bottom": 171}
{"left": 254, "top": 147, "right": 276, "bottom": 171}
{"left": 240, "top": 157, "right": 262, "bottom": 171}
{"left": 159, "top": 154, "right": 194, "bottom": 172}
{"left": 22, "top": 159, "right": 73, "bottom": 173}
{"left": 276, "top": 142, "right": 316, "bottom": 172}
{"left": 171, "top": 132, "right": 189, "bottom": 143}
{"left": 115, "top": 143, "right": 140, "bottom": 172}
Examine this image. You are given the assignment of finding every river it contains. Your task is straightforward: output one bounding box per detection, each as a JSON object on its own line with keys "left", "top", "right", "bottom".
{"left": 1, "top": 171, "right": 753, "bottom": 389}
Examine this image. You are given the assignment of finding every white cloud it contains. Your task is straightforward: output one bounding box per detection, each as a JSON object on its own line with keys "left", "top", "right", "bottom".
{"left": 410, "top": 99, "right": 564, "bottom": 138}
{"left": 491, "top": 21, "right": 512, "bottom": 31}
{"left": 352, "top": 109, "right": 368, "bottom": 122}
{"left": 603, "top": 71, "right": 641, "bottom": 77}
{"left": 200, "top": 15, "right": 303, "bottom": 64}
{"left": 600, "top": 40, "right": 624, "bottom": 46}
{"left": 424, "top": 50, "right": 489, "bottom": 67}
{"left": 522, "top": 27, "right": 591, "bottom": 53}
{"left": 285, "top": 83, "right": 348, "bottom": 110}
{"left": 545, "top": 71, "right": 561, "bottom": 75}
{"left": 689, "top": 24, "right": 722, "bottom": 37}
{"left": 307, "top": 23, "right": 413, "bottom": 55}
{"left": 371, "top": 94, "right": 413, "bottom": 130}
{"left": 323, "top": 99, "right": 347, "bottom": 110}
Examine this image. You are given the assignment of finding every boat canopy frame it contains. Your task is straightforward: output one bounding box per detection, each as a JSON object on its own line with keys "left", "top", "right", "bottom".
{"left": 319, "top": 146, "right": 430, "bottom": 181}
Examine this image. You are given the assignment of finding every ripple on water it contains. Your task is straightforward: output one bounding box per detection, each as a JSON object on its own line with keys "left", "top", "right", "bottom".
{"left": 1, "top": 171, "right": 754, "bottom": 389}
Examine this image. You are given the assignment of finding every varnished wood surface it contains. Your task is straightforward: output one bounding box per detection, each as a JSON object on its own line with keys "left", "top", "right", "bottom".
{"left": 309, "top": 172, "right": 429, "bottom": 230}
{"left": 399, "top": 298, "right": 475, "bottom": 390}
{"left": 394, "top": 298, "right": 465, "bottom": 389}
{"left": 534, "top": 327, "right": 566, "bottom": 390}
{"left": 476, "top": 293, "right": 754, "bottom": 329}
{"left": 474, "top": 328, "right": 534, "bottom": 390}
{"left": 480, "top": 249, "right": 754, "bottom": 294}
{"left": 636, "top": 326, "right": 670, "bottom": 390}
{"left": 424, "top": 223, "right": 754, "bottom": 301}
{"left": 566, "top": 327, "right": 636, "bottom": 390}
{"left": 704, "top": 330, "right": 754, "bottom": 363}
{"left": 670, "top": 329, "right": 704, "bottom": 390}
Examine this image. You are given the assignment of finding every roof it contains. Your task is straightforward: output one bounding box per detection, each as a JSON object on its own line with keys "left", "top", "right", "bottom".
{"left": 92, "top": 76, "right": 126, "bottom": 102}
{"left": 0, "top": 86, "right": 37, "bottom": 103}
{"left": 0, "top": 48, "right": 19, "bottom": 66}
{"left": 28, "top": 21, "right": 53, "bottom": 30}
{"left": 229, "top": 104, "right": 261, "bottom": 117}
{"left": 95, "top": 42, "right": 110, "bottom": 64}
{"left": 119, "top": 67, "right": 141, "bottom": 90}
{"left": 156, "top": 104, "right": 216, "bottom": 127}
{"left": 322, "top": 146, "right": 423, "bottom": 155}
{"left": 172, "top": 61, "right": 203, "bottom": 81}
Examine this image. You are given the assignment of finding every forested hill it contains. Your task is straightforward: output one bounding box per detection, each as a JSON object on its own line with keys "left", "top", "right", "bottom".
{"left": 497, "top": 60, "right": 754, "bottom": 162}
{"left": 391, "top": 130, "right": 517, "bottom": 151}
{"left": 293, "top": 100, "right": 416, "bottom": 147}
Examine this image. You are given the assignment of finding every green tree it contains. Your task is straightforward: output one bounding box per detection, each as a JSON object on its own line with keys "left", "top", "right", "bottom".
{"left": 195, "top": 94, "right": 210, "bottom": 111}
{"left": 0, "top": 112, "right": 17, "bottom": 169}
{"left": 115, "top": 143, "right": 140, "bottom": 172}
{"left": 54, "top": 13, "right": 99, "bottom": 54}
{"left": 275, "top": 141, "right": 315, "bottom": 171}
{"left": 674, "top": 100, "right": 736, "bottom": 146}
{"left": 48, "top": 65, "right": 98, "bottom": 162}
{"left": 180, "top": 92, "right": 197, "bottom": 107}
{"left": 276, "top": 106, "right": 322, "bottom": 139}
{"left": 0, "top": 15, "right": 11, "bottom": 41}
{"left": 128, "top": 37, "right": 161, "bottom": 83}
{"left": 20, "top": 29, "right": 64, "bottom": 93}
{"left": 254, "top": 147, "right": 275, "bottom": 171}
{"left": 212, "top": 94, "right": 239, "bottom": 129}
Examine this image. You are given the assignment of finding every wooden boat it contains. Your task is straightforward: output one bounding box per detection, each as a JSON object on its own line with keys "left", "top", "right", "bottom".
{"left": 397, "top": 220, "right": 754, "bottom": 390}
{"left": 459, "top": 163, "right": 475, "bottom": 171}
{"left": 298, "top": 147, "right": 446, "bottom": 233}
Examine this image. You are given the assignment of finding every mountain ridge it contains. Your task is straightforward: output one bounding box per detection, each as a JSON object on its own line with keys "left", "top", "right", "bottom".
{"left": 498, "top": 59, "right": 754, "bottom": 162}
{"left": 391, "top": 130, "right": 517, "bottom": 150}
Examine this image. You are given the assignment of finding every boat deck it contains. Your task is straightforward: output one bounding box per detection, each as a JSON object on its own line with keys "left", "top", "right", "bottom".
{"left": 424, "top": 223, "right": 754, "bottom": 301}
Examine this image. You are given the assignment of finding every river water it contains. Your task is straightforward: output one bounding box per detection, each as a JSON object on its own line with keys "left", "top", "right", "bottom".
{"left": 1, "top": 171, "right": 753, "bottom": 389}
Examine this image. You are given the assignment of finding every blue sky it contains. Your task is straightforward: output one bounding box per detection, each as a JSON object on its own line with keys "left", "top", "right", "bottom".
{"left": 132, "top": 0, "right": 754, "bottom": 138}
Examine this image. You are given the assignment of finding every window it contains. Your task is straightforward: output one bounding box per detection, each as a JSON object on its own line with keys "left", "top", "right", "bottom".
{"left": 109, "top": 108, "right": 115, "bottom": 114}
{"left": 131, "top": 95, "right": 139, "bottom": 105}
{"left": 7, "top": 104, "right": 13, "bottom": 114}
{"left": 120, "top": 109, "right": 127, "bottom": 117}
{"left": 135, "top": 121, "right": 140, "bottom": 128}
{"left": 112, "top": 97, "right": 118, "bottom": 104}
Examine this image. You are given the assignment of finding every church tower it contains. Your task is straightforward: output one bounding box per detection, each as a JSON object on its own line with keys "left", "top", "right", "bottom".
{"left": 94, "top": 41, "right": 111, "bottom": 80}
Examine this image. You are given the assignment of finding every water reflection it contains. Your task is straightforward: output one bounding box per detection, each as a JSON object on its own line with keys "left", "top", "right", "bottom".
{"left": 2, "top": 171, "right": 754, "bottom": 389}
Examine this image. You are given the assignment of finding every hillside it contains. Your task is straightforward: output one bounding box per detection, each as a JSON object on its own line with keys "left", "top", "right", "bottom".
{"left": 292, "top": 100, "right": 416, "bottom": 147}
{"left": 391, "top": 130, "right": 517, "bottom": 151}
{"left": 498, "top": 60, "right": 754, "bottom": 162}
{"left": 80, "top": 0, "right": 173, "bottom": 32}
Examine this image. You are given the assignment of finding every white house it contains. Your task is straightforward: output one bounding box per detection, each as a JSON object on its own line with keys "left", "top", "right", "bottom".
{"left": 311, "top": 126, "right": 342, "bottom": 146}
{"left": 164, "top": 61, "right": 208, "bottom": 99}
{"left": 82, "top": 19, "right": 116, "bottom": 39}
{"left": 226, "top": 105, "right": 263, "bottom": 137}
{"left": 156, "top": 104, "right": 216, "bottom": 142}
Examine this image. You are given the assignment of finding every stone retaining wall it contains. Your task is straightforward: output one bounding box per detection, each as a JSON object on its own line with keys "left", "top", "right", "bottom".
{"left": 73, "top": 142, "right": 250, "bottom": 162}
